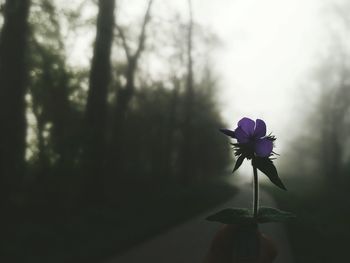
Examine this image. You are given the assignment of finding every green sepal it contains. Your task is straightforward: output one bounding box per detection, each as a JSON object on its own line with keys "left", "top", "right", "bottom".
{"left": 233, "top": 155, "right": 245, "bottom": 173}
{"left": 253, "top": 157, "right": 287, "bottom": 190}
{"left": 257, "top": 207, "right": 296, "bottom": 223}
{"left": 206, "top": 207, "right": 295, "bottom": 224}
{"left": 206, "top": 208, "right": 255, "bottom": 224}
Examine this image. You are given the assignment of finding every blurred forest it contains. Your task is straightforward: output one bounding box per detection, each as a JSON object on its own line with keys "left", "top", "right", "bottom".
{"left": 0, "top": 0, "right": 233, "bottom": 262}
{"left": 2, "top": 0, "right": 350, "bottom": 262}
{"left": 273, "top": 1, "right": 350, "bottom": 262}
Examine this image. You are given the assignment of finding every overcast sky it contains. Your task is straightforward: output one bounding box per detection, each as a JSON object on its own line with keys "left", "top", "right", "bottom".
{"left": 191, "top": 0, "right": 327, "bottom": 139}
{"left": 51, "top": 0, "right": 350, "bottom": 180}
{"left": 63, "top": 0, "right": 342, "bottom": 154}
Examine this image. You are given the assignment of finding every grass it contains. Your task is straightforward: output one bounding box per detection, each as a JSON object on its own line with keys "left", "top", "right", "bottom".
{"left": 267, "top": 175, "right": 350, "bottom": 263}
{"left": 1, "top": 178, "right": 237, "bottom": 263}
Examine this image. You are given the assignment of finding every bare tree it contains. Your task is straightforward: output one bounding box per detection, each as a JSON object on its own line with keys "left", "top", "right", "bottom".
{"left": 180, "top": 0, "right": 195, "bottom": 184}
{"left": 0, "top": 0, "right": 31, "bottom": 203}
{"left": 83, "top": 0, "right": 115, "bottom": 200}
{"left": 110, "top": 0, "right": 153, "bottom": 160}
{"left": 319, "top": 66, "right": 350, "bottom": 183}
{"left": 29, "top": 0, "right": 77, "bottom": 177}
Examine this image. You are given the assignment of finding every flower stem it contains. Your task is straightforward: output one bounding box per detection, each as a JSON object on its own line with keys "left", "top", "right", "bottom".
{"left": 252, "top": 163, "right": 259, "bottom": 218}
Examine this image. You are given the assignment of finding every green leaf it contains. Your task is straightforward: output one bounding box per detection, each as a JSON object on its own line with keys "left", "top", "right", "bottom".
{"left": 257, "top": 207, "right": 296, "bottom": 223}
{"left": 253, "top": 157, "right": 287, "bottom": 190}
{"left": 233, "top": 155, "right": 245, "bottom": 173}
{"left": 206, "top": 208, "right": 255, "bottom": 224}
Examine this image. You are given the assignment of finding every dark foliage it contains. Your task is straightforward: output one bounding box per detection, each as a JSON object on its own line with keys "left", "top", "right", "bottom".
{"left": 0, "top": 0, "right": 232, "bottom": 261}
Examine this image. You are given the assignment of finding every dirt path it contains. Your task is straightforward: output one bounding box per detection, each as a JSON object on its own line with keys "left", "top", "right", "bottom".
{"left": 105, "top": 183, "right": 294, "bottom": 263}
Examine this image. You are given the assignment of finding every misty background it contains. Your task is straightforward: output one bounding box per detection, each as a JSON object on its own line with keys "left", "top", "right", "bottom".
{"left": 0, "top": 0, "right": 350, "bottom": 262}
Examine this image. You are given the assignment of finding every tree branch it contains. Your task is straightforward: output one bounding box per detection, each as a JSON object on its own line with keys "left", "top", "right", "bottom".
{"left": 134, "top": 0, "right": 153, "bottom": 61}
{"left": 115, "top": 24, "right": 131, "bottom": 61}
{"left": 186, "top": 0, "right": 193, "bottom": 93}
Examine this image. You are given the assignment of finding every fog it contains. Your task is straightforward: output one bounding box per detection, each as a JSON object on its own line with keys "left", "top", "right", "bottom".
{"left": 65, "top": 0, "right": 340, "bottom": 150}
{"left": 1, "top": 0, "right": 350, "bottom": 262}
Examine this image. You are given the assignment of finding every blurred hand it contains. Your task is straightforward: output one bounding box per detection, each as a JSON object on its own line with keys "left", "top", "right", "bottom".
{"left": 204, "top": 225, "right": 277, "bottom": 263}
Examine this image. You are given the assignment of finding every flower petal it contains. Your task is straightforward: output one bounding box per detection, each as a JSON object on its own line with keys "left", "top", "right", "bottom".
{"left": 254, "top": 119, "right": 266, "bottom": 138}
{"left": 219, "top": 128, "right": 235, "bottom": 138}
{"left": 234, "top": 126, "right": 249, "bottom": 143}
{"left": 254, "top": 138, "right": 273, "bottom": 157}
{"left": 238, "top": 117, "right": 255, "bottom": 135}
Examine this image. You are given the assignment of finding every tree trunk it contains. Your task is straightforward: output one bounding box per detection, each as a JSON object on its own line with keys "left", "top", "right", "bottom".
{"left": 111, "top": 61, "right": 136, "bottom": 158}
{"left": 107, "top": 0, "right": 153, "bottom": 182}
{"left": 162, "top": 77, "right": 180, "bottom": 179}
{"left": 83, "top": 0, "right": 115, "bottom": 202}
{"left": 180, "top": 0, "right": 195, "bottom": 184}
{"left": 0, "top": 0, "right": 31, "bottom": 204}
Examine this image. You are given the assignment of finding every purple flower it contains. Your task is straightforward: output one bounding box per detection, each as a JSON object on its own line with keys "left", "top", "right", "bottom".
{"left": 220, "top": 117, "right": 274, "bottom": 158}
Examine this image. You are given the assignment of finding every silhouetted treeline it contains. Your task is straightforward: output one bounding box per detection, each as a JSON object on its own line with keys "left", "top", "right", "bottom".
{"left": 277, "top": 3, "right": 350, "bottom": 261}
{"left": 0, "top": 0, "right": 231, "bottom": 207}
{"left": 285, "top": 32, "right": 350, "bottom": 189}
{"left": 277, "top": 55, "right": 350, "bottom": 262}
